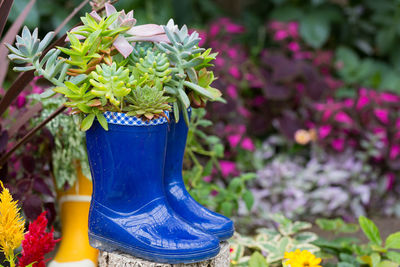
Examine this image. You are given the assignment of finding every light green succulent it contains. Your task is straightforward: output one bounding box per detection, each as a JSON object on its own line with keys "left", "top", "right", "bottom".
{"left": 131, "top": 49, "right": 172, "bottom": 84}
{"left": 6, "top": 27, "right": 69, "bottom": 87}
{"left": 89, "top": 62, "right": 131, "bottom": 108}
{"left": 126, "top": 84, "right": 171, "bottom": 120}
{"left": 156, "top": 19, "right": 221, "bottom": 124}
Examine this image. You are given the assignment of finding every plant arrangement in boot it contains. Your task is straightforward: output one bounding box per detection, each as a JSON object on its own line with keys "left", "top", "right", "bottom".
{"left": 7, "top": 4, "right": 222, "bottom": 131}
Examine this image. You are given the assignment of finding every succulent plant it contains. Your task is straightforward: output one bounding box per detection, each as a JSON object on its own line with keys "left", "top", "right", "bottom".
{"left": 7, "top": 4, "right": 222, "bottom": 132}
{"left": 156, "top": 19, "right": 221, "bottom": 123}
{"left": 6, "top": 27, "right": 69, "bottom": 87}
{"left": 58, "top": 12, "right": 126, "bottom": 75}
{"left": 130, "top": 49, "right": 172, "bottom": 84}
{"left": 126, "top": 84, "right": 171, "bottom": 120}
{"left": 89, "top": 62, "right": 131, "bottom": 108}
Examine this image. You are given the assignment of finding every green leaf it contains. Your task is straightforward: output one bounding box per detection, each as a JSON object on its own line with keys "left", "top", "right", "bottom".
{"left": 221, "top": 201, "right": 234, "bottom": 217}
{"left": 371, "top": 252, "right": 381, "bottom": 267}
{"left": 183, "top": 81, "right": 215, "bottom": 99}
{"left": 385, "top": 232, "right": 400, "bottom": 249}
{"left": 243, "top": 190, "right": 254, "bottom": 211}
{"left": 376, "top": 28, "right": 396, "bottom": 55}
{"left": 359, "top": 216, "right": 382, "bottom": 246}
{"left": 81, "top": 113, "right": 95, "bottom": 131}
{"left": 377, "top": 261, "right": 398, "bottom": 267}
{"left": 300, "top": 13, "right": 330, "bottom": 48}
{"left": 248, "top": 252, "right": 268, "bottom": 267}
{"left": 387, "top": 251, "right": 400, "bottom": 264}
{"left": 337, "top": 263, "right": 356, "bottom": 267}
{"left": 96, "top": 113, "right": 109, "bottom": 131}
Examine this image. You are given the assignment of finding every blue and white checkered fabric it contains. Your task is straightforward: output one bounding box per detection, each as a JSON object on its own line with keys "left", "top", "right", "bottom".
{"left": 104, "top": 111, "right": 169, "bottom": 126}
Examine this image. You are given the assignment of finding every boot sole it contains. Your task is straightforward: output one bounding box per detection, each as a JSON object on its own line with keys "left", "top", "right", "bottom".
{"left": 88, "top": 232, "right": 220, "bottom": 264}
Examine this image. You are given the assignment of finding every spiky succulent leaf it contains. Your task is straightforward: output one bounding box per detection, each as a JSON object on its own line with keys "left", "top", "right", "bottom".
{"left": 6, "top": 27, "right": 70, "bottom": 86}
{"left": 126, "top": 85, "right": 171, "bottom": 120}
{"left": 130, "top": 49, "right": 171, "bottom": 84}
{"left": 89, "top": 62, "right": 131, "bottom": 107}
{"left": 155, "top": 19, "right": 223, "bottom": 122}
{"left": 53, "top": 82, "right": 96, "bottom": 113}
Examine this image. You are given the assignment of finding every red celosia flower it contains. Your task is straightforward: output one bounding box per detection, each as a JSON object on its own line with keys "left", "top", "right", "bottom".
{"left": 18, "top": 211, "right": 60, "bottom": 267}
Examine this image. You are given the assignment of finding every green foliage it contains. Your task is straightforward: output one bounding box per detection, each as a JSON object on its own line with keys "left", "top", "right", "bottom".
{"left": 335, "top": 46, "right": 400, "bottom": 94}
{"left": 182, "top": 108, "right": 254, "bottom": 216}
{"left": 8, "top": 5, "right": 221, "bottom": 132}
{"left": 89, "top": 63, "right": 131, "bottom": 107}
{"left": 125, "top": 84, "right": 171, "bottom": 120}
{"left": 316, "top": 218, "right": 359, "bottom": 234}
{"left": 29, "top": 94, "right": 91, "bottom": 188}
{"left": 129, "top": 45, "right": 172, "bottom": 83}
{"left": 231, "top": 214, "right": 319, "bottom": 266}
{"left": 249, "top": 252, "right": 268, "bottom": 267}
{"left": 6, "top": 27, "right": 69, "bottom": 86}
{"left": 315, "top": 216, "right": 400, "bottom": 267}
{"left": 156, "top": 19, "right": 222, "bottom": 124}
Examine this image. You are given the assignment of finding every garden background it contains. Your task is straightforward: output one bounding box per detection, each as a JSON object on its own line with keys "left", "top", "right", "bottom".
{"left": 1, "top": 0, "right": 400, "bottom": 266}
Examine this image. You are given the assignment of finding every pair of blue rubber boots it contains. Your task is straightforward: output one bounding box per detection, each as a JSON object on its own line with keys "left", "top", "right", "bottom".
{"left": 85, "top": 111, "right": 234, "bottom": 263}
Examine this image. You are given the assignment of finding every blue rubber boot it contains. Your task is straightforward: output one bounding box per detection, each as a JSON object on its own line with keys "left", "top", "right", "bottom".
{"left": 164, "top": 110, "right": 234, "bottom": 241}
{"left": 86, "top": 112, "right": 220, "bottom": 264}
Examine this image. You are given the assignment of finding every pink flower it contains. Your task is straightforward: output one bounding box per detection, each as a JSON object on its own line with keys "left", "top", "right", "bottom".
{"left": 229, "top": 66, "right": 241, "bottom": 79}
{"left": 386, "top": 173, "right": 395, "bottom": 191}
{"left": 225, "top": 23, "right": 245, "bottom": 34}
{"left": 215, "top": 57, "right": 225, "bottom": 67}
{"left": 295, "top": 83, "right": 305, "bottom": 93}
{"left": 197, "top": 30, "right": 207, "bottom": 47}
{"left": 210, "top": 24, "right": 220, "bottom": 37}
{"left": 269, "top": 21, "right": 285, "bottom": 31}
{"left": 245, "top": 73, "right": 264, "bottom": 88}
{"left": 227, "top": 134, "right": 241, "bottom": 147}
{"left": 274, "top": 30, "right": 288, "bottom": 41}
{"left": 331, "top": 138, "right": 345, "bottom": 151}
{"left": 287, "top": 41, "right": 300, "bottom": 52}
{"left": 238, "top": 106, "right": 251, "bottom": 118}
{"left": 390, "top": 145, "right": 400, "bottom": 160}
{"left": 16, "top": 95, "right": 27, "bottom": 108}
{"left": 293, "top": 51, "right": 312, "bottom": 60}
{"left": 319, "top": 125, "right": 332, "bottom": 139}
{"left": 357, "top": 89, "right": 370, "bottom": 110}
{"left": 227, "top": 85, "right": 238, "bottom": 99}
{"left": 288, "top": 22, "right": 299, "bottom": 38}
{"left": 219, "top": 160, "right": 237, "bottom": 178}
{"left": 380, "top": 92, "right": 400, "bottom": 103}
{"left": 374, "top": 108, "right": 389, "bottom": 124}
{"left": 334, "top": 112, "right": 353, "bottom": 125}
{"left": 227, "top": 48, "right": 238, "bottom": 58}
{"left": 252, "top": 96, "right": 266, "bottom": 107}
{"left": 203, "top": 176, "right": 212, "bottom": 183}
{"left": 241, "top": 137, "right": 255, "bottom": 151}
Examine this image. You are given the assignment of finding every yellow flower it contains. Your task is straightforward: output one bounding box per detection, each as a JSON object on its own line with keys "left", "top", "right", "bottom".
{"left": 283, "top": 249, "right": 322, "bottom": 267}
{"left": 0, "top": 181, "right": 25, "bottom": 260}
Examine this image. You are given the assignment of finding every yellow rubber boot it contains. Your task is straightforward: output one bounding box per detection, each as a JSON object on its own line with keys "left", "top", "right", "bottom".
{"left": 49, "top": 166, "right": 98, "bottom": 267}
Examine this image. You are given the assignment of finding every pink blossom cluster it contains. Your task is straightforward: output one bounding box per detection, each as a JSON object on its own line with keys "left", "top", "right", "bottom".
{"left": 268, "top": 20, "right": 343, "bottom": 91}
{"left": 314, "top": 88, "right": 400, "bottom": 189}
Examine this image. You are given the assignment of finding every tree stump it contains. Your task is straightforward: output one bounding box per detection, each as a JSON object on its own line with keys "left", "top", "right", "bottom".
{"left": 98, "top": 242, "right": 230, "bottom": 267}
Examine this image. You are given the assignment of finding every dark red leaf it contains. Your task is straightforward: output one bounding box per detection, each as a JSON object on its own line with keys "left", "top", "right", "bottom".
{"left": 33, "top": 177, "right": 53, "bottom": 197}
{"left": 23, "top": 194, "right": 43, "bottom": 220}
{"left": 22, "top": 155, "right": 35, "bottom": 173}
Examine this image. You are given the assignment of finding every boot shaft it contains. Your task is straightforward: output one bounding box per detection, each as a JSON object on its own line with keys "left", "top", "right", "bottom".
{"left": 86, "top": 115, "right": 168, "bottom": 213}
{"left": 164, "top": 110, "right": 190, "bottom": 182}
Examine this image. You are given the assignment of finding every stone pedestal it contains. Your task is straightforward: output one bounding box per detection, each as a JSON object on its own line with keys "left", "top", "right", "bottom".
{"left": 98, "top": 242, "right": 230, "bottom": 267}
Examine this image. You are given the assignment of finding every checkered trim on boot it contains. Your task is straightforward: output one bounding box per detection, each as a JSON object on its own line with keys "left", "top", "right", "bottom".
{"left": 104, "top": 111, "right": 169, "bottom": 126}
